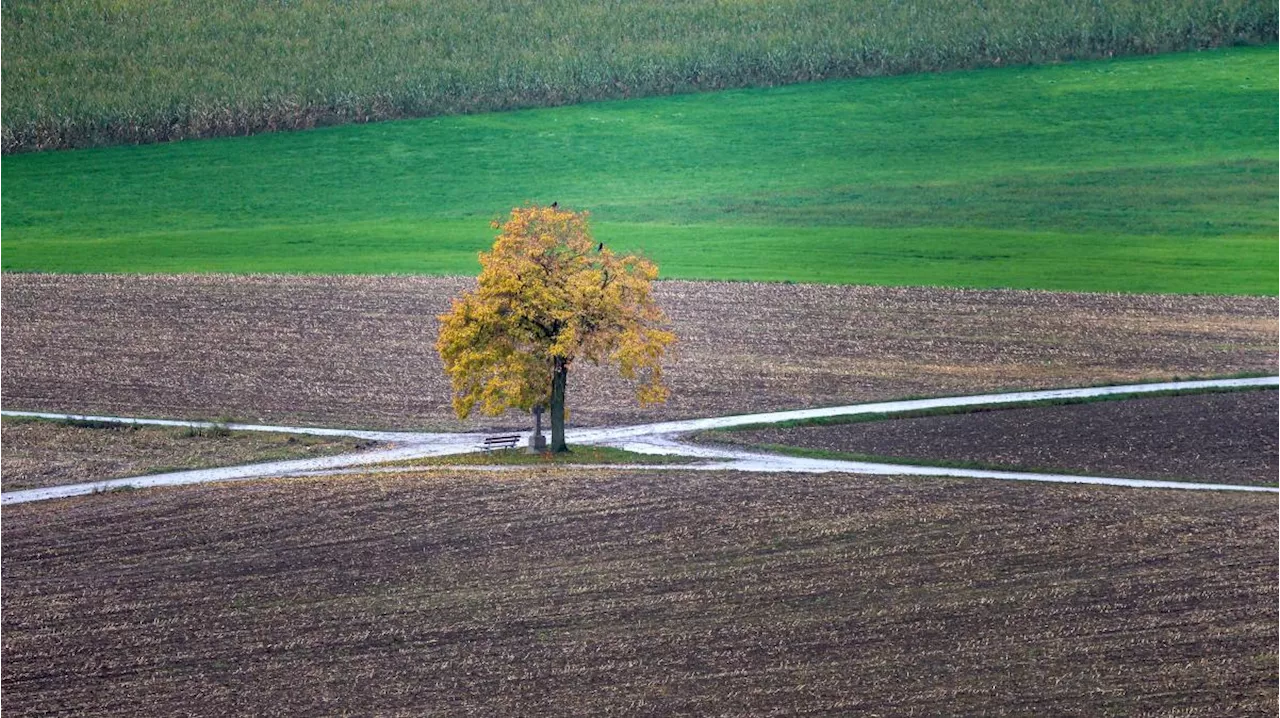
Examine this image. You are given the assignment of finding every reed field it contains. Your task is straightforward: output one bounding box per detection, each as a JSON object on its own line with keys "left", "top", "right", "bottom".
{"left": 4, "top": 47, "right": 1276, "bottom": 293}
{"left": 2, "top": 0, "right": 1275, "bottom": 153}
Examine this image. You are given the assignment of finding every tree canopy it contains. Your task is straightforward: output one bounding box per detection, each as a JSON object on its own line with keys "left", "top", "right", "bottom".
{"left": 437, "top": 205, "right": 675, "bottom": 451}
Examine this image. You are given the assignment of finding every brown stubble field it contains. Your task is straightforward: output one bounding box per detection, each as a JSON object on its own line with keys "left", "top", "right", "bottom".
{"left": 2, "top": 469, "right": 1276, "bottom": 716}
{"left": 2, "top": 274, "right": 1275, "bottom": 431}
{"left": 714, "top": 390, "right": 1280, "bottom": 486}
{"left": 0, "top": 419, "right": 376, "bottom": 492}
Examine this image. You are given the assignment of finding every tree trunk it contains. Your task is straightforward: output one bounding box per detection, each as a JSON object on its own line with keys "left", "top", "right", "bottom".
{"left": 550, "top": 357, "right": 570, "bottom": 453}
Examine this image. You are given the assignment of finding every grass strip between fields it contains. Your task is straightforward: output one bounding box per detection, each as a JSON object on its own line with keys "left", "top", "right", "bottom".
{"left": 377, "top": 445, "right": 701, "bottom": 468}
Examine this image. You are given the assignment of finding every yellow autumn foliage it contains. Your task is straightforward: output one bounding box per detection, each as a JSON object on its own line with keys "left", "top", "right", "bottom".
{"left": 437, "top": 205, "right": 675, "bottom": 420}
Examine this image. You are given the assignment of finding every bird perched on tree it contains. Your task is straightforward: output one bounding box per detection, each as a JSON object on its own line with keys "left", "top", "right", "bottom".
{"left": 550, "top": 202, "right": 558, "bottom": 209}
{"left": 597, "top": 242, "right": 604, "bottom": 252}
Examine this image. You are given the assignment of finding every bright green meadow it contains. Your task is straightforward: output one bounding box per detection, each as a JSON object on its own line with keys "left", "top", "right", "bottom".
{"left": 3, "top": 46, "right": 1277, "bottom": 294}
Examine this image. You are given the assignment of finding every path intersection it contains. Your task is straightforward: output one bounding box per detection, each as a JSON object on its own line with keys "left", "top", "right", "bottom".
{"left": 3, "top": 377, "right": 1276, "bottom": 505}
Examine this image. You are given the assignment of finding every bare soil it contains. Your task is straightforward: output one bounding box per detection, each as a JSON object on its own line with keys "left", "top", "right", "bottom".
{"left": 719, "top": 390, "right": 1280, "bottom": 486}
{"left": 2, "top": 274, "right": 1275, "bottom": 431}
{"left": 0, "top": 419, "right": 374, "bottom": 492}
{"left": 2, "top": 470, "right": 1275, "bottom": 716}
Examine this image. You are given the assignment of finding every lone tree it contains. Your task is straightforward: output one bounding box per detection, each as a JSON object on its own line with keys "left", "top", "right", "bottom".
{"left": 437, "top": 205, "right": 675, "bottom": 452}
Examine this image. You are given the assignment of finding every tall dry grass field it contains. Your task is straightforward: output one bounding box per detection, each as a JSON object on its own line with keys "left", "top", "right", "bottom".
{"left": 3, "top": 0, "right": 1275, "bottom": 152}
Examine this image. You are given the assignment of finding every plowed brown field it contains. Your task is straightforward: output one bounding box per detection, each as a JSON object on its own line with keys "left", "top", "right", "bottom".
{"left": 3, "top": 470, "right": 1275, "bottom": 716}
{"left": 3, "top": 274, "right": 1274, "bottom": 430}
{"left": 716, "top": 390, "right": 1280, "bottom": 485}
{"left": 0, "top": 419, "right": 374, "bottom": 492}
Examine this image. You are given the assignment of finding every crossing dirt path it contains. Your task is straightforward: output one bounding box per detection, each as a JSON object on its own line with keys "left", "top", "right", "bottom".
{"left": 5, "top": 377, "right": 1276, "bottom": 504}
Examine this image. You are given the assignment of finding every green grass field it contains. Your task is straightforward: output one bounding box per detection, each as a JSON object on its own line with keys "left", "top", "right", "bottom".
{"left": 3, "top": 0, "right": 1273, "bottom": 152}
{"left": 3, "top": 47, "right": 1276, "bottom": 294}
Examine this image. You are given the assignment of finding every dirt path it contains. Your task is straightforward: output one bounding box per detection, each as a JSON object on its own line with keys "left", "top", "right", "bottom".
{"left": 4, "top": 377, "right": 1276, "bottom": 504}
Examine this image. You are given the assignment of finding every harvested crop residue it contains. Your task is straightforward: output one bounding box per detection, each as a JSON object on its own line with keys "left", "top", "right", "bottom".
{"left": 3, "top": 470, "right": 1275, "bottom": 716}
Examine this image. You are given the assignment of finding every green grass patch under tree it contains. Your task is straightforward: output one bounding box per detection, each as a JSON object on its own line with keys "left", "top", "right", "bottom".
{"left": 383, "top": 445, "right": 696, "bottom": 467}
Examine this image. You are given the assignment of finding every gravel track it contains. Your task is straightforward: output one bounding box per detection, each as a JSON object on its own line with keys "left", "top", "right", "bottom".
{"left": 5, "top": 378, "right": 1276, "bottom": 504}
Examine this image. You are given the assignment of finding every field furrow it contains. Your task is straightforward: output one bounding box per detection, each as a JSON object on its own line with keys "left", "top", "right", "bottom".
{"left": 3, "top": 470, "right": 1275, "bottom": 716}
{"left": 3, "top": 274, "right": 1273, "bottom": 432}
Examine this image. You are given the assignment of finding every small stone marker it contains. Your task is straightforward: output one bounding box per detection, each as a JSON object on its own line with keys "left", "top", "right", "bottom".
{"left": 527, "top": 405, "right": 547, "bottom": 453}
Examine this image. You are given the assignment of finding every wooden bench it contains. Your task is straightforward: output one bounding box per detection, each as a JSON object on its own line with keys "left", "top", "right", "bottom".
{"left": 480, "top": 434, "right": 521, "bottom": 451}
